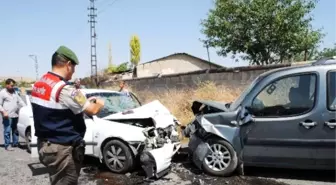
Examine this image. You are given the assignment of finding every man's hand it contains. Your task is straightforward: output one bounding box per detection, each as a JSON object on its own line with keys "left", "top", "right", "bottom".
{"left": 88, "top": 96, "right": 104, "bottom": 107}
{"left": 84, "top": 97, "right": 105, "bottom": 116}
{"left": 95, "top": 98, "right": 105, "bottom": 108}
{"left": 2, "top": 111, "right": 8, "bottom": 118}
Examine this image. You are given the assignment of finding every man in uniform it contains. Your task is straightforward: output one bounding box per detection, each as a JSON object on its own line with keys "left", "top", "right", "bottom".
{"left": 30, "top": 45, "right": 105, "bottom": 185}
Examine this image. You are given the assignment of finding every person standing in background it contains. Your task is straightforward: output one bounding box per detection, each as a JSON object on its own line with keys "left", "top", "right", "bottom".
{"left": 74, "top": 78, "right": 81, "bottom": 89}
{"left": 0, "top": 78, "right": 26, "bottom": 151}
{"left": 119, "top": 81, "right": 130, "bottom": 96}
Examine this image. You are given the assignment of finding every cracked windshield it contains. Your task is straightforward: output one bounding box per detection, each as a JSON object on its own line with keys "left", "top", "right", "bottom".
{"left": 87, "top": 92, "right": 140, "bottom": 118}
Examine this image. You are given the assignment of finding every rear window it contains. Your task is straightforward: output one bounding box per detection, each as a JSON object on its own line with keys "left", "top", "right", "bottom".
{"left": 327, "top": 71, "right": 336, "bottom": 111}
{"left": 20, "top": 90, "right": 32, "bottom": 105}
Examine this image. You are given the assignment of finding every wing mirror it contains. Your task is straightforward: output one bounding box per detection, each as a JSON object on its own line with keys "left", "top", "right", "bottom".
{"left": 237, "top": 106, "right": 254, "bottom": 126}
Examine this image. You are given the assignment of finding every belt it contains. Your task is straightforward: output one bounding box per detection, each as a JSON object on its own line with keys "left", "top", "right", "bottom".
{"left": 38, "top": 138, "right": 84, "bottom": 147}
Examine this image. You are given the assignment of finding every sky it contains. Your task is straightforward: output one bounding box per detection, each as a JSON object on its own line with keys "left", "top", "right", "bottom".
{"left": 0, "top": 0, "right": 335, "bottom": 80}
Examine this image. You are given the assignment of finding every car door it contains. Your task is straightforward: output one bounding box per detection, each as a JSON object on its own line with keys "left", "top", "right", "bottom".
{"left": 320, "top": 69, "right": 336, "bottom": 169}
{"left": 17, "top": 92, "right": 33, "bottom": 139}
{"left": 83, "top": 114, "right": 95, "bottom": 155}
{"left": 242, "top": 71, "right": 323, "bottom": 169}
{"left": 82, "top": 92, "right": 100, "bottom": 156}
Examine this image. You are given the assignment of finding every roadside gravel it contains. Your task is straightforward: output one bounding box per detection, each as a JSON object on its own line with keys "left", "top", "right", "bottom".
{"left": 0, "top": 123, "right": 98, "bottom": 185}
{"left": 0, "top": 124, "right": 334, "bottom": 185}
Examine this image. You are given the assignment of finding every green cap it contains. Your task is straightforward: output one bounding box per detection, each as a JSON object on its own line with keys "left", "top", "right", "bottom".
{"left": 55, "top": 45, "right": 79, "bottom": 65}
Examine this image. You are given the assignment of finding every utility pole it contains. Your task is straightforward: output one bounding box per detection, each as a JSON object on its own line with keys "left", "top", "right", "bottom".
{"left": 204, "top": 41, "right": 211, "bottom": 69}
{"left": 88, "top": 0, "right": 98, "bottom": 86}
{"left": 29, "top": 54, "right": 39, "bottom": 81}
{"left": 108, "top": 42, "right": 112, "bottom": 67}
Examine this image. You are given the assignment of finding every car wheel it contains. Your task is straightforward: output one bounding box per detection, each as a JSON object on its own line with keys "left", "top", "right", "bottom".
{"left": 202, "top": 138, "right": 238, "bottom": 176}
{"left": 102, "top": 140, "right": 134, "bottom": 173}
{"left": 25, "top": 127, "right": 31, "bottom": 153}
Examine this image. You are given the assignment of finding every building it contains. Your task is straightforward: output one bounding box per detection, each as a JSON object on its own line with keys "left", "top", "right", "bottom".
{"left": 121, "top": 53, "right": 223, "bottom": 79}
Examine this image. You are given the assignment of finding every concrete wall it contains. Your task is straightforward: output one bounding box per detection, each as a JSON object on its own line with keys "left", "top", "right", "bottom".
{"left": 136, "top": 54, "right": 220, "bottom": 78}
{"left": 102, "top": 63, "right": 295, "bottom": 92}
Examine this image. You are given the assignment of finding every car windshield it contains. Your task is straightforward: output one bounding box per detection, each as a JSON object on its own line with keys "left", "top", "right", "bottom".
{"left": 229, "top": 76, "right": 263, "bottom": 110}
{"left": 86, "top": 92, "right": 141, "bottom": 118}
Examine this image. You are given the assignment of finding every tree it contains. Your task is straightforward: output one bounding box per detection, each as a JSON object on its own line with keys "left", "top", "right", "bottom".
{"left": 201, "top": 0, "right": 324, "bottom": 65}
{"left": 315, "top": 43, "right": 336, "bottom": 58}
{"left": 130, "top": 35, "right": 141, "bottom": 77}
{"left": 105, "top": 62, "right": 131, "bottom": 74}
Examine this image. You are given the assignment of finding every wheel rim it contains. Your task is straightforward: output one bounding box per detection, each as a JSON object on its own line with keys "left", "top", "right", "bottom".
{"left": 106, "top": 145, "right": 126, "bottom": 171}
{"left": 204, "top": 143, "right": 231, "bottom": 172}
{"left": 26, "top": 131, "right": 31, "bottom": 149}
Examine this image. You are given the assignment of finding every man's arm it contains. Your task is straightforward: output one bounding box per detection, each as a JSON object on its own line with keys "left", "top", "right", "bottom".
{"left": 0, "top": 91, "right": 5, "bottom": 113}
{"left": 17, "top": 94, "right": 26, "bottom": 108}
{"left": 59, "top": 85, "right": 104, "bottom": 115}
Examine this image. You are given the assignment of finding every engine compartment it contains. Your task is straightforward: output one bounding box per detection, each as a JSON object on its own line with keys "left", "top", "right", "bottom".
{"left": 142, "top": 125, "right": 180, "bottom": 150}
{"left": 101, "top": 107, "right": 182, "bottom": 180}
{"left": 140, "top": 124, "right": 181, "bottom": 179}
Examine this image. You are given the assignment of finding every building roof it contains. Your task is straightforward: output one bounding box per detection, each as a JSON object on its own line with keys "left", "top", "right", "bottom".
{"left": 139, "top": 52, "right": 224, "bottom": 68}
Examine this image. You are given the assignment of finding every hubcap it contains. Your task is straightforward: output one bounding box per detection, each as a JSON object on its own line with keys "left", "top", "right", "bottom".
{"left": 106, "top": 145, "right": 126, "bottom": 170}
{"left": 204, "top": 143, "right": 231, "bottom": 172}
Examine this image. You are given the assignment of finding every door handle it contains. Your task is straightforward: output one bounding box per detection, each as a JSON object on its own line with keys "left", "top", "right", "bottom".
{"left": 325, "top": 121, "right": 336, "bottom": 129}
{"left": 299, "top": 121, "right": 317, "bottom": 129}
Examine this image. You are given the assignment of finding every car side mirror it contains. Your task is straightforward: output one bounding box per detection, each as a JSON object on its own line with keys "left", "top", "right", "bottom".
{"left": 238, "top": 107, "right": 254, "bottom": 126}
{"left": 245, "top": 106, "right": 254, "bottom": 114}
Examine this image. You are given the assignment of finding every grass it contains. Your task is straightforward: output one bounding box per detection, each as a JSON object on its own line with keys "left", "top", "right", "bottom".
{"left": 104, "top": 81, "right": 244, "bottom": 126}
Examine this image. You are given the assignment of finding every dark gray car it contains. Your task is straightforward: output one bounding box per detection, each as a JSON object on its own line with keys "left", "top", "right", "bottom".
{"left": 182, "top": 57, "right": 336, "bottom": 176}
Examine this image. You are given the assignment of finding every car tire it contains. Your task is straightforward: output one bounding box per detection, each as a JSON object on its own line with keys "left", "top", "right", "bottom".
{"left": 202, "top": 138, "right": 238, "bottom": 176}
{"left": 25, "top": 127, "right": 31, "bottom": 153}
{"left": 102, "top": 140, "right": 134, "bottom": 174}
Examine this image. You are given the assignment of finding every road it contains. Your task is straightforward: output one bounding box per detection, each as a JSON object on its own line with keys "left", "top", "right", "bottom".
{"left": 0, "top": 125, "right": 334, "bottom": 185}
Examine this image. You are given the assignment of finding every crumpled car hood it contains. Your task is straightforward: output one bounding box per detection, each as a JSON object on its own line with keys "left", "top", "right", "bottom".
{"left": 191, "top": 100, "right": 229, "bottom": 115}
{"left": 102, "top": 100, "right": 179, "bottom": 128}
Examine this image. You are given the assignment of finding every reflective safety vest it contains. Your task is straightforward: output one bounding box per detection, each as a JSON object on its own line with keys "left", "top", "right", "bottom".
{"left": 31, "top": 72, "right": 86, "bottom": 144}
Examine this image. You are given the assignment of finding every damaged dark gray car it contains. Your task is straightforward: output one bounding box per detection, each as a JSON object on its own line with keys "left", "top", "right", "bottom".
{"left": 182, "top": 101, "right": 254, "bottom": 176}
{"left": 182, "top": 57, "right": 336, "bottom": 176}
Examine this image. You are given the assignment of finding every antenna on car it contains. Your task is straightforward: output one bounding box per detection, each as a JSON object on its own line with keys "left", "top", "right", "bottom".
{"left": 312, "top": 57, "right": 336, "bottom": 66}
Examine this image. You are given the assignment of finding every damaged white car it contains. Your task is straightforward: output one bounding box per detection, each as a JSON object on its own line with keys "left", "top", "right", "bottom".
{"left": 18, "top": 89, "right": 181, "bottom": 179}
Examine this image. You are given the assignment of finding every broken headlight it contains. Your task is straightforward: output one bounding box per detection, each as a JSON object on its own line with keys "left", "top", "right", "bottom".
{"left": 194, "top": 121, "right": 208, "bottom": 139}
{"left": 182, "top": 116, "right": 208, "bottom": 139}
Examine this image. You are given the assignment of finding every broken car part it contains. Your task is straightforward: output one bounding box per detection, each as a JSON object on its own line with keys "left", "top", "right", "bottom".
{"left": 182, "top": 100, "right": 254, "bottom": 177}
{"left": 140, "top": 126, "right": 181, "bottom": 179}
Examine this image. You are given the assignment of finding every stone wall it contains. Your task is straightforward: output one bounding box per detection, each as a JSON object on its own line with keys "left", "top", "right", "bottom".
{"left": 101, "top": 63, "right": 293, "bottom": 92}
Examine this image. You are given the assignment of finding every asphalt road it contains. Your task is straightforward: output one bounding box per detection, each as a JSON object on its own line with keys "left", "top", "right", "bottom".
{"left": 0, "top": 124, "right": 334, "bottom": 185}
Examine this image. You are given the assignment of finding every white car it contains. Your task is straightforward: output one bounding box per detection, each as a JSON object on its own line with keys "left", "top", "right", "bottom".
{"left": 18, "top": 88, "right": 181, "bottom": 178}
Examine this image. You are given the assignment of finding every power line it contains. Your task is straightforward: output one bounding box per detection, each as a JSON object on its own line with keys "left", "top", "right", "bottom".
{"left": 97, "top": 0, "right": 112, "bottom": 7}
{"left": 97, "top": 0, "right": 119, "bottom": 15}
{"left": 88, "top": 0, "right": 98, "bottom": 86}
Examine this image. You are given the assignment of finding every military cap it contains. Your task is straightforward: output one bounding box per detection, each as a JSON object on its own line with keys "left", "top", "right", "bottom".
{"left": 55, "top": 45, "right": 79, "bottom": 65}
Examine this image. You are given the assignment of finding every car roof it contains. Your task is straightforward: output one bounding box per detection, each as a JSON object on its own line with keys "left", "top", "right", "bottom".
{"left": 259, "top": 58, "right": 336, "bottom": 78}
{"left": 23, "top": 88, "right": 123, "bottom": 94}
